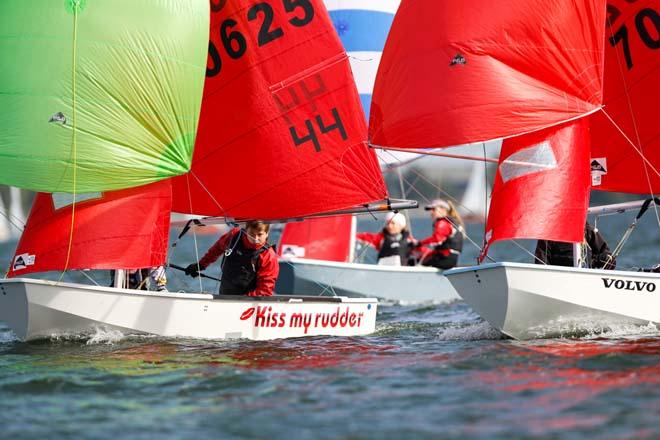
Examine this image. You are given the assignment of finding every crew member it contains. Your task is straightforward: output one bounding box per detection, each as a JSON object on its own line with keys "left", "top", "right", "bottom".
{"left": 416, "top": 198, "right": 464, "bottom": 270}
{"left": 535, "top": 222, "right": 616, "bottom": 269}
{"left": 185, "top": 220, "right": 279, "bottom": 296}
{"left": 356, "top": 212, "right": 415, "bottom": 266}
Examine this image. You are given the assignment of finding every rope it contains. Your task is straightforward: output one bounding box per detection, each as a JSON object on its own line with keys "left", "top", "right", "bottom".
{"left": 58, "top": 6, "right": 80, "bottom": 283}
{"left": 184, "top": 174, "right": 204, "bottom": 293}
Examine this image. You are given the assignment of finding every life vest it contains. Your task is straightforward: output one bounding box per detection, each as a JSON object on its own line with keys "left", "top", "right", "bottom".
{"left": 434, "top": 216, "right": 464, "bottom": 255}
{"left": 377, "top": 229, "right": 411, "bottom": 265}
{"left": 220, "top": 230, "right": 270, "bottom": 295}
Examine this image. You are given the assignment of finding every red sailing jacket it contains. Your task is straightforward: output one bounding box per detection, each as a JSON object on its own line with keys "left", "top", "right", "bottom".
{"left": 199, "top": 228, "right": 279, "bottom": 297}
{"left": 419, "top": 218, "right": 455, "bottom": 257}
{"left": 356, "top": 231, "right": 386, "bottom": 250}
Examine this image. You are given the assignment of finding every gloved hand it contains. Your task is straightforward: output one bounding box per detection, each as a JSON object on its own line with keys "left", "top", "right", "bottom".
{"left": 410, "top": 239, "right": 422, "bottom": 248}
{"left": 184, "top": 263, "right": 203, "bottom": 278}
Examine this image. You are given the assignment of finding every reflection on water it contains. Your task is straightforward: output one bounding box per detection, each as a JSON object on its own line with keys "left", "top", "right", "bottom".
{"left": 0, "top": 217, "right": 658, "bottom": 439}
{"left": 462, "top": 339, "right": 660, "bottom": 437}
{"left": 1, "top": 303, "right": 658, "bottom": 439}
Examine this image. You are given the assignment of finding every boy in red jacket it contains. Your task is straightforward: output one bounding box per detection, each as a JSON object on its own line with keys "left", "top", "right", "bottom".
{"left": 185, "top": 221, "right": 279, "bottom": 296}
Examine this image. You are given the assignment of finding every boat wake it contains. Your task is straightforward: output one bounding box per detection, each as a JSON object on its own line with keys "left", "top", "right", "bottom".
{"left": 525, "top": 317, "right": 660, "bottom": 340}
{"left": 437, "top": 321, "right": 504, "bottom": 341}
{"left": 581, "top": 321, "right": 660, "bottom": 340}
{"left": 0, "top": 326, "right": 18, "bottom": 344}
{"left": 85, "top": 327, "right": 127, "bottom": 345}
{"left": 373, "top": 321, "right": 439, "bottom": 336}
{"left": 43, "top": 327, "right": 138, "bottom": 345}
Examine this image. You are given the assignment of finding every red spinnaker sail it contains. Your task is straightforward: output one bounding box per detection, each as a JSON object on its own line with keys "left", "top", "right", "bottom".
{"left": 482, "top": 120, "right": 591, "bottom": 257}
{"left": 370, "top": 0, "right": 606, "bottom": 149}
{"left": 172, "top": 0, "right": 386, "bottom": 219}
{"left": 278, "top": 215, "right": 354, "bottom": 262}
{"left": 591, "top": 0, "right": 660, "bottom": 194}
{"left": 7, "top": 181, "right": 171, "bottom": 277}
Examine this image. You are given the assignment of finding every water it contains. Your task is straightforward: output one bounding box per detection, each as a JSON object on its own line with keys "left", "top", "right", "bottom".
{"left": 0, "top": 213, "right": 659, "bottom": 439}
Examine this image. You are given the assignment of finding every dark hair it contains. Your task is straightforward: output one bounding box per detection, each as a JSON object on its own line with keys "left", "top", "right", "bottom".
{"left": 245, "top": 220, "right": 270, "bottom": 233}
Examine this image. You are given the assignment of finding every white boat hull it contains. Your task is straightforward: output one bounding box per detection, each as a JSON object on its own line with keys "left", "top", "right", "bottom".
{"left": 0, "top": 278, "right": 377, "bottom": 341}
{"left": 277, "top": 257, "right": 459, "bottom": 303}
{"left": 444, "top": 263, "right": 660, "bottom": 340}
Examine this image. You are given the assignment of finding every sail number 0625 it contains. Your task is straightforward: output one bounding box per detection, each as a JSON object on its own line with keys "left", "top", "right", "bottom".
{"left": 207, "top": 0, "right": 314, "bottom": 77}
{"left": 608, "top": 6, "right": 660, "bottom": 70}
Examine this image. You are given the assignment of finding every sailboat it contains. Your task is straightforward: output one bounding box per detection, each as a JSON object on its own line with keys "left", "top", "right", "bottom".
{"left": 370, "top": 0, "right": 660, "bottom": 338}
{"left": 459, "top": 161, "right": 492, "bottom": 224}
{"left": 0, "top": 186, "right": 28, "bottom": 242}
{"left": 272, "top": 0, "right": 458, "bottom": 304}
{"left": 276, "top": 214, "right": 458, "bottom": 303}
{"left": 0, "top": 0, "right": 405, "bottom": 341}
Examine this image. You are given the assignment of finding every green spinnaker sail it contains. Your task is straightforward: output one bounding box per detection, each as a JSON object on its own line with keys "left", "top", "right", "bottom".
{"left": 0, "top": 0, "right": 209, "bottom": 193}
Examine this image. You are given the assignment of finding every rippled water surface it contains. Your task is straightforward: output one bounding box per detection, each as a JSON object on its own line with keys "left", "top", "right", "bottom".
{"left": 1, "top": 216, "right": 659, "bottom": 439}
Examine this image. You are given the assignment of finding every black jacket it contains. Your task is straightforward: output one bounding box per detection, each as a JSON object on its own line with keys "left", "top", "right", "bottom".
{"left": 534, "top": 223, "right": 616, "bottom": 269}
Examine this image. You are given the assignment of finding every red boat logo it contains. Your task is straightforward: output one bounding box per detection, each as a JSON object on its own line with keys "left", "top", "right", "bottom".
{"left": 240, "top": 307, "right": 256, "bottom": 320}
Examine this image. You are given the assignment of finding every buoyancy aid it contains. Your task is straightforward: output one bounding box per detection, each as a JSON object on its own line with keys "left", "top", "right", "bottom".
{"left": 377, "top": 229, "right": 411, "bottom": 265}
{"left": 220, "top": 231, "right": 271, "bottom": 295}
{"left": 434, "top": 216, "right": 464, "bottom": 255}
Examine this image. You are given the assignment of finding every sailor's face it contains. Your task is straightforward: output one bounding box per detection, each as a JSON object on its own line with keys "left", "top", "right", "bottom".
{"left": 431, "top": 206, "right": 448, "bottom": 219}
{"left": 246, "top": 227, "right": 268, "bottom": 246}
{"left": 386, "top": 221, "right": 403, "bottom": 234}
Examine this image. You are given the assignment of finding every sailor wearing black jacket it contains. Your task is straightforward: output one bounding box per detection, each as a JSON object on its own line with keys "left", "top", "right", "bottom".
{"left": 356, "top": 212, "right": 416, "bottom": 266}
{"left": 534, "top": 222, "right": 616, "bottom": 269}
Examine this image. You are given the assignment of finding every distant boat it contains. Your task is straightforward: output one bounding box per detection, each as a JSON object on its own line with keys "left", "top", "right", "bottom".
{"left": 276, "top": 215, "right": 458, "bottom": 303}
{"left": 459, "top": 161, "right": 492, "bottom": 223}
{"left": 0, "top": 193, "right": 9, "bottom": 242}
{"left": 0, "top": 186, "right": 28, "bottom": 242}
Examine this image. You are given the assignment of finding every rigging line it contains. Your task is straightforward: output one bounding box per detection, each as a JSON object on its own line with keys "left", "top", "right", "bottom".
{"left": 59, "top": 8, "right": 80, "bottom": 283}
{"left": 525, "top": 240, "right": 549, "bottom": 265}
{"left": 312, "top": 222, "right": 394, "bottom": 297}
{"left": 77, "top": 269, "right": 100, "bottom": 287}
{"left": 316, "top": 239, "right": 374, "bottom": 297}
{"left": 0, "top": 208, "right": 24, "bottom": 234}
{"left": 184, "top": 174, "right": 204, "bottom": 293}
{"left": 603, "top": 13, "right": 658, "bottom": 226}
{"left": 0, "top": 189, "right": 27, "bottom": 230}
{"left": 376, "top": 146, "right": 501, "bottom": 164}
{"left": 601, "top": 109, "right": 660, "bottom": 226}
{"left": 377, "top": 149, "right": 483, "bottom": 219}
{"left": 190, "top": 170, "right": 227, "bottom": 216}
{"left": 277, "top": 214, "right": 373, "bottom": 297}
{"left": 482, "top": 142, "right": 489, "bottom": 245}
{"left": 377, "top": 149, "right": 486, "bottom": 256}
{"left": 396, "top": 166, "right": 412, "bottom": 231}
{"left": 399, "top": 170, "right": 488, "bottom": 260}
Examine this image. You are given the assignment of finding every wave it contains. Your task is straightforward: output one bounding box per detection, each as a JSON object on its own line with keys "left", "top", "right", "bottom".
{"left": 437, "top": 321, "right": 505, "bottom": 341}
